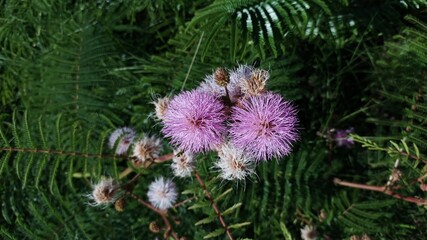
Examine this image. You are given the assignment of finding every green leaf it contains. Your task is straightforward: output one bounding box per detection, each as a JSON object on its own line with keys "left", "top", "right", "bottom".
{"left": 195, "top": 215, "right": 217, "bottom": 226}
{"left": 203, "top": 228, "right": 225, "bottom": 239}
{"left": 280, "top": 222, "right": 292, "bottom": 240}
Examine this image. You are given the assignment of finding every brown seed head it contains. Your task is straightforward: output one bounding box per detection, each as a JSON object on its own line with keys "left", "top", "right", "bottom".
{"left": 114, "top": 198, "right": 126, "bottom": 212}
{"left": 132, "top": 136, "right": 162, "bottom": 163}
{"left": 214, "top": 67, "right": 230, "bottom": 87}
{"left": 149, "top": 221, "right": 161, "bottom": 233}
{"left": 89, "top": 178, "right": 119, "bottom": 206}
{"left": 241, "top": 68, "right": 269, "bottom": 97}
{"left": 153, "top": 97, "right": 170, "bottom": 120}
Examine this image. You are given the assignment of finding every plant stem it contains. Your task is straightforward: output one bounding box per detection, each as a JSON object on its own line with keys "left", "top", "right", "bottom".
{"left": 334, "top": 178, "right": 427, "bottom": 205}
{"left": 194, "top": 170, "right": 233, "bottom": 240}
{"left": 119, "top": 153, "right": 174, "bottom": 179}
{"left": 0, "top": 147, "right": 122, "bottom": 159}
{"left": 126, "top": 191, "right": 179, "bottom": 240}
{"left": 173, "top": 196, "right": 197, "bottom": 208}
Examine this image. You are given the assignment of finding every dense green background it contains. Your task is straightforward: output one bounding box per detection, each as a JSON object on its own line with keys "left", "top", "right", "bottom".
{"left": 1, "top": 1, "right": 427, "bottom": 239}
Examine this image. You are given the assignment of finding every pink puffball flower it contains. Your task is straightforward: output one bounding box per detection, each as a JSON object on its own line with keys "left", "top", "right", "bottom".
{"left": 229, "top": 92, "right": 299, "bottom": 161}
{"left": 161, "top": 90, "right": 226, "bottom": 153}
{"left": 334, "top": 128, "right": 354, "bottom": 148}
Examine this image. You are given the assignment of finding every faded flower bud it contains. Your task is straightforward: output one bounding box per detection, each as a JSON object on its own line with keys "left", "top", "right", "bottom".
{"left": 240, "top": 68, "right": 269, "bottom": 97}
{"left": 149, "top": 221, "right": 161, "bottom": 233}
{"left": 147, "top": 177, "right": 178, "bottom": 210}
{"left": 132, "top": 136, "right": 163, "bottom": 164}
{"left": 114, "top": 198, "right": 126, "bottom": 212}
{"left": 153, "top": 97, "right": 170, "bottom": 120}
{"left": 214, "top": 67, "right": 230, "bottom": 87}
{"left": 88, "top": 177, "right": 120, "bottom": 206}
{"left": 300, "top": 225, "right": 318, "bottom": 240}
{"left": 171, "top": 150, "right": 195, "bottom": 178}
{"left": 215, "top": 143, "right": 255, "bottom": 181}
{"left": 108, "top": 127, "right": 136, "bottom": 155}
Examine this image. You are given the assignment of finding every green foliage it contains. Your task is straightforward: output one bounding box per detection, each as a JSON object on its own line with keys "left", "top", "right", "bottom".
{"left": 1, "top": 0, "right": 427, "bottom": 239}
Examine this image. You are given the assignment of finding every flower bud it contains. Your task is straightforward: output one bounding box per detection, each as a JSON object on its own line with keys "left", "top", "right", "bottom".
{"left": 132, "top": 136, "right": 162, "bottom": 164}
{"left": 149, "top": 221, "right": 161, "bottom": 233}
{"left": 240, "top": 68, "right": 269, "bottom": 97}
{"left": 214, "top": 67, "right": 230, "bottom": 87}
{"left": 153, "top": 97, "right": 170, "bottom": 120}
{"left": 114, "top": 198, "right": 126, "bottom": 212}
{"left": 88, "top": 177, "right": 120, "bottom": 206}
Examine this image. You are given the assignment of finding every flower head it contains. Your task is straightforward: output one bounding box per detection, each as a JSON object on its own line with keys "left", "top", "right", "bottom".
{"left": 152, "top": 97, "right": 170, "bottom": 120}
{"left": 229, "top": 92, "right": 299, "bottom": 161}
{"left": 88, "top": 177, "right": 120, "bottom": 206}
{"left": 239, "top": 68, "right": 269, "bottom": 97}
{"left": 171, "top": 150, "right": 195, "bottom": 178}
{"left": 300, "top": 225, "right": 317, "bottom": 240}
{"left": 215, "top": 143, "right": 255, "bottom": 181}
{"left": 132, "top": 136, "right": 163, "bottom": 163}
{"left": 334, "top": 128, "right": 354, "bottom": 148}
{"left": 229, "top": 64, "right": 254, "bottom": 85}
{"left": 198, "top": 65, "right": 256, "bottom": 104}
{"left": 214, "top": 67, "right": 230, "bottom": 87}
{"left": 108, "top": 127, "right": 136, "bottom": 155}
{"left": 147, "top": 177, "right": 178, "bottom": 210}
{"left": 161, "top": 90, "right": 226, "bottom": 153}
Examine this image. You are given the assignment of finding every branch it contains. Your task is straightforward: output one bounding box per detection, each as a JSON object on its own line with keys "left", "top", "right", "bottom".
{"left": 0, "top": 147, "right": 123, "bottom": 160}
{"left": 334, "top": 178, "right": 427, "bottom": 205}
{"left": 119, "top": 153, "right": 174, "bottom": 179}
{"left": 126, "top": 191, "right": 179, "bottom": 240}
{"left": 194, "top": 170, "right": 233, "bottom": 240}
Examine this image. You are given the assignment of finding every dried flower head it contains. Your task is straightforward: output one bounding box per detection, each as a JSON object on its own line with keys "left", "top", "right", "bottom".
{"left": 88, "top": 177, "right": 120, "bottom": 206}
{"left": 334, "top": 128, "right": 354, "bottom": 148}
{"left": 214, "top": 67, "right": 230, "bottom": 87}
{"left": 149, "top": 221, "right": 161, "bottom": 233}
{"left": 153, "top": 97, "right": 170, "bottom": 120}
{"left": 215, "top": 143, "right": 255, "bottom": 181}
{"left": 300, "top": 225, "right": 317, "bottom": 240}
{"left": 114, "top": 198, "right": 126, "bottom": 212}
{"left": 240, "top": 68, "right": 269, "bottom": 97}
{"left": 147, "top": 177, "right": 178, "bottom": 210}
{"left": 171, "top": 150, "right": 195, "bottom": 178}
{"left": 197, "top": 74, "right": 241, "bottom": 104}
{"left": 132, "top": 136, "right": 162, "bottom": 163}
{"left": 198, "top": 65, "right": 256, "bottom": 104}
{"left": 361, "top": 234, "right": 371, "bottom": 240}
{"left": 229, "top": 64, "right": 254, "bottom": 85}
{"left": 108, "top": 127, "right": 136, "bottom": 155}
{"left": 230, "top": 92, "right": 299, "bottom": 161}
{"left": 161, "top": 90, "right": 226, "bottom": 153}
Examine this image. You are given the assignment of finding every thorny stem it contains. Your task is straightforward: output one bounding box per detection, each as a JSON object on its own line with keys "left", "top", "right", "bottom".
{"left": 397, "top": 150, "right": 427, "bottom": 164}
{"left": 173, "top": 196, "right": 197, "bottom": 208}
{"left": 126, "top": 191, "right": 179, "bottom": 240}
{"left": 119, "top": 153, "right": 174, "bottom": 179}
{"left": 334, "top": 178, "right": 427, "bottom": 205}
{"left": 194, "top": 170, "right": 233, "bottom": 240}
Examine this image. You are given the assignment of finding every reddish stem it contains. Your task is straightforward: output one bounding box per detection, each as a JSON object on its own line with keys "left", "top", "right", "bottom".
{"left": 334, "top": 178, "right": 427, "bottom": 205}
{"left": 154, "top": 153, "right": 174, "bottom": 163}
{"left": 194, "top": 170, "right": 233, "bottom": 240}
{"left": 119, "top": 153, "right": 174, "bottom": 179}
{"left": 126, "top": 192, "right": 179, "bottom": 240}
{"left": 0, "top": 147, "right": 123, "bottom": 160}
